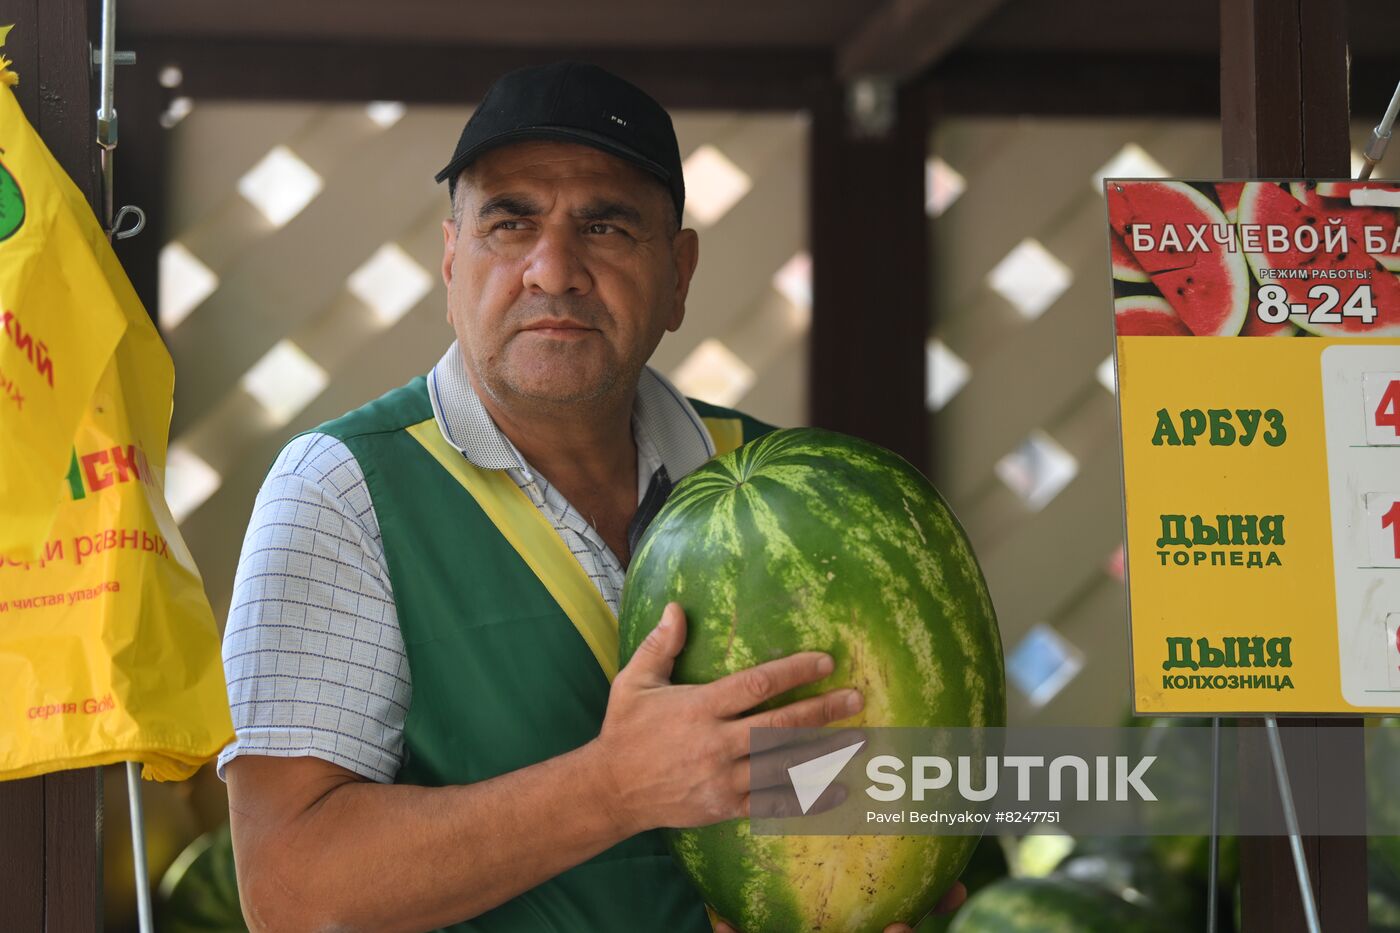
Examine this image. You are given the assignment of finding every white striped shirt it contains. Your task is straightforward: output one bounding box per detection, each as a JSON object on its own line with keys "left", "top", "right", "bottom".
{"left": 218, "top": 343, "right": 716, "bottom": 782}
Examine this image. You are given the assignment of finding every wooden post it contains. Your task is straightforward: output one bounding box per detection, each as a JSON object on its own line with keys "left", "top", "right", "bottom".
{"left": 0, "top": 1, "right": 105, "bottom": 930}
{"left": 1220, "top": 2, "right": 1367, "bottom": 931}
{"left": 809, "top": 79, "right": 931, "bottom": 473}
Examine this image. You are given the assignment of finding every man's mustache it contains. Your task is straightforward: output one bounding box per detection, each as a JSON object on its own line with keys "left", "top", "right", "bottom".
{"left": 508, "top": 300, "right": 607, "bottom": 331}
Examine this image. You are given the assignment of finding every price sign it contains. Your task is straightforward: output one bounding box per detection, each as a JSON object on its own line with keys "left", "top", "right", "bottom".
{"left": 1108, "top": 179, "right": 1400, "bottom": 715}
{"left": 1363, "top": 372, "right": 1400, "bottom": 445}
{"left": 1364, "top": 492, "right": 1400, "bottom": 567}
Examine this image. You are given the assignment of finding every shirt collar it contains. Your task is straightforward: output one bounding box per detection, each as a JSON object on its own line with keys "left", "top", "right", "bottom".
{"left": 426, "top": 340, "right": 715, "bottom": 480}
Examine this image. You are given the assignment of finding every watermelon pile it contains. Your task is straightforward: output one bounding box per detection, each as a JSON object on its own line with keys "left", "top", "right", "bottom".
{"left": 1107, "top": 180, "right": 1400, "bottom": 337}
{"left": 618, "top": 428, "right": 1006, "bottom": 933}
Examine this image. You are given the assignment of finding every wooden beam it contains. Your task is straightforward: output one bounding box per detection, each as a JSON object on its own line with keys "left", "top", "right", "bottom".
{"left": 0, "top": 777, "right": 45, "bottom": 930}
{"left": 925, "top": 50, "right": 1220, "bottom": 117}
{"left": 129, "top": 39, "right": 829, "bottom": 110}
{"left": 838, "top": 0, "right": 1009, "bottom": 83}
{"left": 809, "top": 82, "right": 929, "bottom": 472}
{"left": 1221, "top": 4, "right": 1365, "bottom": 932}
{"left": 0, "top": 2, "right": 104, "bottom": 930}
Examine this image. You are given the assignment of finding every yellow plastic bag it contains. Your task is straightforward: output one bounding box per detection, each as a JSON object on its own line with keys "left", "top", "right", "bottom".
{"left": 0, "top": 31, "right": 233, "bottom": 781}
{"left": 0, "top": 27, "right": 127, "bottom": 557}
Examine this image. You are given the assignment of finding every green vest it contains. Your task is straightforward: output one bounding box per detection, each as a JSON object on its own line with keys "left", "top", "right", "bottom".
{"left": 313, "top": 377, "right": 773, "bottom": 933}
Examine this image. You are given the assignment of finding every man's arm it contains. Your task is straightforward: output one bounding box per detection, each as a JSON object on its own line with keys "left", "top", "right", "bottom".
{"left": 229, "top": 603, "right": 860, "bottom": 932}
{"left": 228, "top": 740, "right": 624, "bottom": 932}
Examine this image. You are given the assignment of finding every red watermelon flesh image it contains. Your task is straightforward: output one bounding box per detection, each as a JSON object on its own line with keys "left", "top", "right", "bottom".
{"left": 1215, "top": 182, "right": 1246, "bottom": 223}
{"left": 1110, "top": 232, "right": 1149, "bottom": 282}
{"left": 1107, "top": 181, "right": 1250, "bottom": 335}
{"left": 1290, "top": 181, "right": 1400, "bottom": 272}
{"left": 1239, "top": 291, "right": 1298, "bottom": 337}
{"left": 1233, "top": 222, "right": 1296, "bottom": 336}
{"left": 1238, "top": 181, "right": 1400, "bottom": 337}
{"left": 1115, "top": 295, "right": 1192, "bottom": 336}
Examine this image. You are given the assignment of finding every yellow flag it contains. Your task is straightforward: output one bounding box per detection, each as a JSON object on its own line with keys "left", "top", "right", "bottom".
{"left": 0, "top": 32, "right": 234, "bottom": 781}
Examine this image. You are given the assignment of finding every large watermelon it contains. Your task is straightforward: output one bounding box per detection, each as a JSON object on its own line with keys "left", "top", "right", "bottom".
{"left": 947, "top": 877, "right": 1174, "bottom": 933}
{"left": 1237, "top": 181, "right": 1400, "bottom": 336}
{"left": 915, "top": 836, "right": 1009, "bottom": 933}
{"left": 618, "top": 428, "right": 1006, "bottom": 933}
{"left": 1106, "top": 181, "right": 1251, "bottom": 336}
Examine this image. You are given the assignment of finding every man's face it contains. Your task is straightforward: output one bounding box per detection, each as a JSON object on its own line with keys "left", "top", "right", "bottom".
{"left": 441, "top": 140, "right": 698, "bottom": 411}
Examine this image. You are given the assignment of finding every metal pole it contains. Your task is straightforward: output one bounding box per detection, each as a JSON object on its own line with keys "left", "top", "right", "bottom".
{"left": 96, "top": 0, "right": 117, "bottom": 232}
{"left": 1359, "top": 81, "right": 1400, "bottom": 180}
{"left": 125, "top": 762, "right": 153, "bottom": 933}
{"left": 1264, "top": 717, "right": 1323, "bottom": 933}
{"left": 1206, "top": 717, "right": 1220, "bottom": 933}
{"left": 100, "top": 8, "right": 152, "bottom": 930}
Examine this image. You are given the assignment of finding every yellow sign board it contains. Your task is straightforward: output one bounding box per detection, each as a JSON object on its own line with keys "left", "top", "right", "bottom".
{"left": 1108, "top": 179, "right": 1400, "bottom": 714}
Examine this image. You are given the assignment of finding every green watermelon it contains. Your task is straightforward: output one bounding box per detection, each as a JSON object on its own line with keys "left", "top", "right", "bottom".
{"left": 1106, "top": 181, "right": 1251, "bottom": 336}
{"left": 0, "top": 154, "right": 23, "bottom": 242}
{"left": 618, "top": 427, "right": 1006, "bottom": 933}
{"left": 1373, "top": 834, "right": 1400, "bottom": 933}
{"left": 1055, "top": 843, "right": 1202, "bottom": 929}
{"left": 1114, "top": 295, "right": 1191, "bottom": 336}
{"left": 947, "top": 876, "right": 1174, "bottom": 933}
{"left": 915, "top": 835, "right": 1010, "bottom": 933}
{"left": 156, "top": 823, "right": 247, "bottom": 932}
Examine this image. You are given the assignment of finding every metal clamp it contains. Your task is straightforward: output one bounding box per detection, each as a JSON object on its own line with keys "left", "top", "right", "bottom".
{"left": 89, "top": 46, "right": 136, "bottom": 72}
{"left": 1359, "top": 81, "right": 1400, "bottom": 180}
{"left": 111, "top": 204, "right": 145, "bottom": 240}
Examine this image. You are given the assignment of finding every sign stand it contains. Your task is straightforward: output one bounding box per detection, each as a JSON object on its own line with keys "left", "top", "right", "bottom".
{"left": 1264, "top": 717, "right": 1323, "bottom": 933}
{"left": 1206, "top": 717, "right": 1220, "bottom": 933}
{"left": 126, "top": 762, "right": 153, "bottom": 933}
{"left": 1200, "top": 77, "right": 1400, "bottom": 932}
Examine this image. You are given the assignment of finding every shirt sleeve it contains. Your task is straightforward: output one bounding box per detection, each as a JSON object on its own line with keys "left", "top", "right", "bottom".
{"left": 217, "top": 432, "right": 409, "bottom": 783}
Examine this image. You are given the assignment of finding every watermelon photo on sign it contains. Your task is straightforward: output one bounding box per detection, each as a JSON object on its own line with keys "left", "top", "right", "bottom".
{"left": 1106, "top": 180, "right": 1251, "bottom": 337}
{"left": 1105, "top": 179, "right": 1400, "bottom": 339}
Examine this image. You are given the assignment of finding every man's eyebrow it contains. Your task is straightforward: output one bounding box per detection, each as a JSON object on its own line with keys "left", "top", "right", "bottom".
{"left": 576, "top": 200, "right": 646, "bottom": 227}
{"left": 476, "top": 194, "right": 542, "bottom": 221}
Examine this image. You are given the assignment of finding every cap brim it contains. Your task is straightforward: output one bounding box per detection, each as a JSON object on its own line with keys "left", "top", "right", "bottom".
{"left": 434, "top": 126, "right": 672, "bottom": 186}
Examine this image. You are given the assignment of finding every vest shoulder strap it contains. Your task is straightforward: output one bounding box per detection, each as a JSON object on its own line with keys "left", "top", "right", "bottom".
{"left": 402, "top": 407, "right": 771, "bottom": 683}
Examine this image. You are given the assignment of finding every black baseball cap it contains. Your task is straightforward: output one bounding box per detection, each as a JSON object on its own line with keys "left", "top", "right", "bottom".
{"left": 435, "top": 61, "right": 685, "bottom": 220}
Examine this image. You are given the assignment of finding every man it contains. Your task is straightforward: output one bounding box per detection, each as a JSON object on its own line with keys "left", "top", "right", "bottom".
{"left": 221, "top": 62, "right": 963, "bottom": 932}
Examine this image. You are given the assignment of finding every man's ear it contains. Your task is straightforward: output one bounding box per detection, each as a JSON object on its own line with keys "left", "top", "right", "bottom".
{"left": 668, "top": 228, "right": 700, "bottom": 332}
{"left": 441, "top": 218, "right": 458, "bottom": 289}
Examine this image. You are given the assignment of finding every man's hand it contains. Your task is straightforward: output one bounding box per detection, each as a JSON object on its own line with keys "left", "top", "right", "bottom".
{"left": 592, "top": 602, "right": 863, "bottom": 835}
{"left": 711, "top": 881, "right": 967, "bottom": 933}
